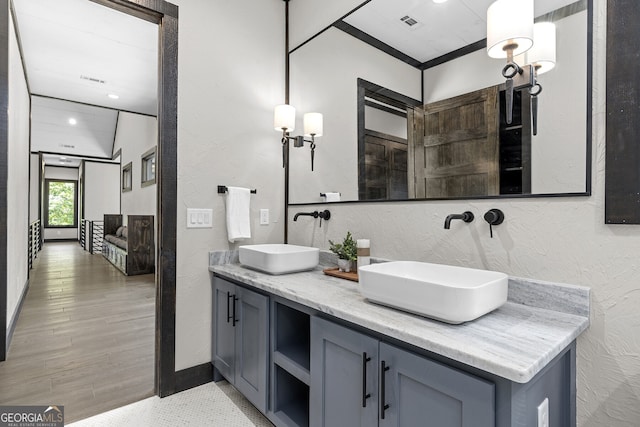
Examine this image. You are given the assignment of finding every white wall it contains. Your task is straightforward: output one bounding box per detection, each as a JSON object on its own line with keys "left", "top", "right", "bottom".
{"left": 365, "top": 106, "right": 407, "bottom": 139}
{"left": 113, "top": 112, "right": 157, "bottom": 217}
{"left": 532, "top": 12, "right": 587, "bottom": 194}
{"left": 288, "top": 1, "right": 640, "bottom": 426}
{"left": 43, "top": 166, "right": 79, "bottom": 240}
{"left": 44, "top": 166, "right": 78, "bottom": 180}
{"left": 6, "top": 10, "right": 31, "bottom": 330}
{"left": 289, "top": 27, "right": 421, "bottom": 203}
{"left": 83, "top": 161, "right": 120, "bottom": 221}
{"left": 29, "top": 155, "right": 39, "bottom": 223}
{"left": 172, "top": 0, "right": 286, "bottom": 370}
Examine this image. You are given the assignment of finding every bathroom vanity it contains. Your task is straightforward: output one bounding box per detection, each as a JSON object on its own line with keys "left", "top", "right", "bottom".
{"left": 209, "top": 260, "right": 589, "bottom": 427}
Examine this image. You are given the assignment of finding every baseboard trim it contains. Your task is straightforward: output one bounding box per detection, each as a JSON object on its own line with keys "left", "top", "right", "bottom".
{"left": 6, "top": 278, "right": 30, "bottom": 350}
{"left": 174, "top": 362, "right": 213, "bottom": 393}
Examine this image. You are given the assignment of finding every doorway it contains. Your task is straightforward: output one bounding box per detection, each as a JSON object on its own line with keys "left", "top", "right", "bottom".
{"left": 0, "top": 0, "right": 178, "bottom": 400}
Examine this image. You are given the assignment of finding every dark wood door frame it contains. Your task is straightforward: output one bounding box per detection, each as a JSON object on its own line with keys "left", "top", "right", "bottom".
{"left": 0, "top": 0, "right": 8, "bottom": 365}
{"left": 0, "top": 0, "right": 179, "bottom": 398}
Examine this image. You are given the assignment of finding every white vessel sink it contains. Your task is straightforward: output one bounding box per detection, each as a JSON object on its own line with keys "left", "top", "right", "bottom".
{"left": 239, "top": 244, "right": 319, "bottom": 275}
{"left": 358, "top": 261, "right": 508, "bottom": 324}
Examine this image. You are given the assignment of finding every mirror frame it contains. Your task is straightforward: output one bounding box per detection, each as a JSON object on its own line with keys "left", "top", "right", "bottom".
{"left": 287, "top": 0, "right": 593, "bottom": 206}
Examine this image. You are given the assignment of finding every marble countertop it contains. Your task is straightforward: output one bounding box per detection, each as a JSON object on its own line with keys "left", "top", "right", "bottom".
{"left": 208, "top": 263, "right": 589, "bottom": 383}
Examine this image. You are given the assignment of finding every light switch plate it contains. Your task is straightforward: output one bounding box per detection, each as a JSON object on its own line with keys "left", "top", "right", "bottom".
{"left": 260, "top": 209, "right": 269, "bottom": 225}
{"left": 187, "top": 208, "right": 213, "bottom": 228}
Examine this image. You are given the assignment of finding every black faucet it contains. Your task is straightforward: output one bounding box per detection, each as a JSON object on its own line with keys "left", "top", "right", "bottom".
{"left": 293, "top": 210, "right": 331, "bottom": 221}
{"left": 444, "top": 211, "right": 474, "bottom": 229}
{"left": 484, "top": 208, "right": 505, "bottom": 238}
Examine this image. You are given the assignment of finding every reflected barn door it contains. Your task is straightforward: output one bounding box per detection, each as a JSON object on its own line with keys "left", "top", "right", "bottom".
{"left": 411, "top": 87, "right": 500, "bottom": 198}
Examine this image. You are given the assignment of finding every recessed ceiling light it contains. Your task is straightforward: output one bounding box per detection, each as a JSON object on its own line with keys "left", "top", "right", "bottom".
{"left": 60, "top": 157, "right": 67, "bottom": 160}
{"left": 433, "top": 0, "right": 448, "bottom": 3}
{"left": 108, "top": 93, "right": 120, "bottom": 99}
{"left": 68, "top": 118, "right": 77, "bottom": 125}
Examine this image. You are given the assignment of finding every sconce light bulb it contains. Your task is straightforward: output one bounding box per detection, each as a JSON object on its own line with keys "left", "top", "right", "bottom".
{"left": 486, "top": 0, "right": 534, "bottom": 59}
{"left": 304, "top": 112, "right": 323, "bottom": 137}
{"left": 527, "top": 22, "right": 556, "bottom": 75}
{"left": 274, "top": 104, "right": 296, "bottom": 132}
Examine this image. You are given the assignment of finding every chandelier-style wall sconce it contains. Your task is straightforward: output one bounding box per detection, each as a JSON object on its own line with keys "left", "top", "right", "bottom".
{"left": 274, "top": 105, "right": 323, "bottom": 171}
{"left": 487, "top": 0, "right": 556, "bottom": 134}
{"left": 526, "top": 22, "right": 556, "bottom": 135}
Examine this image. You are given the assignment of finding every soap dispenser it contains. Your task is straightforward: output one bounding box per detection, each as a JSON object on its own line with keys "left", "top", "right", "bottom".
{"left": 357, "top": 239, "right": 370, "bottom": 271}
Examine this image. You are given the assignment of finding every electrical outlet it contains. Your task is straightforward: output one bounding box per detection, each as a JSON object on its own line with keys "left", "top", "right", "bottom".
{"left": 537, "top": 397, "right": 549, "bottom": 427}
{"left": 260, "top": 209, "right": 269, "bottom": 225}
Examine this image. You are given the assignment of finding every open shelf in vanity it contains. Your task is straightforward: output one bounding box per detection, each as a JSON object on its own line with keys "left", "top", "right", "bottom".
{"left": 271, "top": 299, "right": 311, "bottom": 427}
{"left": 273, "top": 366, "right": 309, "bottom": 427}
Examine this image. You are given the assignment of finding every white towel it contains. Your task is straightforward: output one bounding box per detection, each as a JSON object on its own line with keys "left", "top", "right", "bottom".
{"left": 324, "top": 192, "right": 341, "bottom": 202}
{"left": 226, "top": 186, "right": 251, "bottom": 243}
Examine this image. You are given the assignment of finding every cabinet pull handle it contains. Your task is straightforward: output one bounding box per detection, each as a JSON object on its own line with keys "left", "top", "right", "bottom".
{"left": 232, "top": 295, "right": 239, "bottom": 326}
{"left": 226, "top": 291, "right": 232, "bottom": 323}
{"left": 380, "top": 360, "right": 390, "bottom": 419}
{"left": 362, "top": 352, "right": 372, "bottom": 407}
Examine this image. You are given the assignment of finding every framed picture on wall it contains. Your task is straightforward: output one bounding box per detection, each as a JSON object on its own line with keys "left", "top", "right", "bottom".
{"left": 141, "top": 146, "right": 156, "bottom": 187}
{"left": 122, "top": 162, "right": 132, "bottom": 192}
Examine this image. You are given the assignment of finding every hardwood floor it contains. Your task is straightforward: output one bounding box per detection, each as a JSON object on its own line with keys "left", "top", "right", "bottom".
{"left": 0, "top": 241, "right": 155, "bottom": 423}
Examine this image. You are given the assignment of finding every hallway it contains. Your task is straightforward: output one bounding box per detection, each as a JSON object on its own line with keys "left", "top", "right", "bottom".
{"left": 0, "top": 241, "right": 155, "bottom": 423}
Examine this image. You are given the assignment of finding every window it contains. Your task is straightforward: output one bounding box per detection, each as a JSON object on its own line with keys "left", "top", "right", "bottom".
{"left": 141, "top": 146, "right": 156, "bottom": 187}
{"left": 122, "top": 162, "right": 132, "bottom": 192}
{"left": 44, "top": 179, "right": 78, "bottom": 228}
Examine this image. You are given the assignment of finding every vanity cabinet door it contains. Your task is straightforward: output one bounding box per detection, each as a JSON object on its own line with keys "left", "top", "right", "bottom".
{"left": 310, "top": 317, "right": 379, "bottom": 427}
{"left": 213, "top": 278, "right": 269, "bottom": 413}
{"left": 378, "top": 342, "right": 495, "bottom": 427}
{"left": 234, "top": 286, "right": 269, "bottom": 413}
{"left": 213, "top": 277, "right": 236, "bottom": 381}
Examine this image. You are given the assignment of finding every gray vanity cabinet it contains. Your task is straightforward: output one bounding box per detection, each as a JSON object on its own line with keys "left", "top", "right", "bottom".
{"left": 212, "top": 277, "right": 269, "bottom": 413}
{"left": 311, "top": 317, "right": 494, "bottom": 427}
{"left": 211, "top": 272, "right": 578, "bottom": 427}
{"left": 310, "top": 317, "right": 379, "bottom": 427}
{"left": 379, "top": 342, "right": 494, "bottom": 427}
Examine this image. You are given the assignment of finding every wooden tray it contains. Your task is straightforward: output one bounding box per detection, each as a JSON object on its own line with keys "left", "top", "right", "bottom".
{"left": 323, "top": 268, "right": 359, "bottom": 282}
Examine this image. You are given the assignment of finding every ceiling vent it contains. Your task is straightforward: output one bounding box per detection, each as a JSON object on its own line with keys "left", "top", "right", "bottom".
{"left": 80, "top": 75, "right": 106, "bottom": 84}
{"left": 400, "top": 15, "right": 419, "bottom": 27}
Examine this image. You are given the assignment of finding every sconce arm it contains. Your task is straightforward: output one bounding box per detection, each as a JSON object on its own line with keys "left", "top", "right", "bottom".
{"left": 501, "top": 63, "right": 535, "bottom": 124}
{"left": 529, "top": 82, "right": 543, "bottom": 136}
{"left": 281, "top": 130, "right": 289, "bottom": 168}
{"left": 284, "top": 134, "right": 317, "bottom": 171}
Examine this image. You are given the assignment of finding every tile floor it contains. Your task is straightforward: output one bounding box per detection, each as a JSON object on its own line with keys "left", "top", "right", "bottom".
{"left": 68, "top": 381, "right": 274, "bottom": 426}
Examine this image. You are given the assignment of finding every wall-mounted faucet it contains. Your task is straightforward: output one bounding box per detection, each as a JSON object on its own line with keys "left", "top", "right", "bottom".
{"left": 444, "top": 211, "right": 474, "bottom": 229}
{"left": 293, "top": 210, "right": 331, "bottom": 227}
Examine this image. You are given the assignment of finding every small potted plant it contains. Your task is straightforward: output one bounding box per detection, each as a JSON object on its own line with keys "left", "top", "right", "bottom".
{"left": 329, "top": 231, "right": 357, "bottom": 272}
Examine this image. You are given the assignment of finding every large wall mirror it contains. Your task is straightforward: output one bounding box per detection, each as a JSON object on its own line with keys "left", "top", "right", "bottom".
{"left": 288, "top": 0, "right": 591, "bottom": 204}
